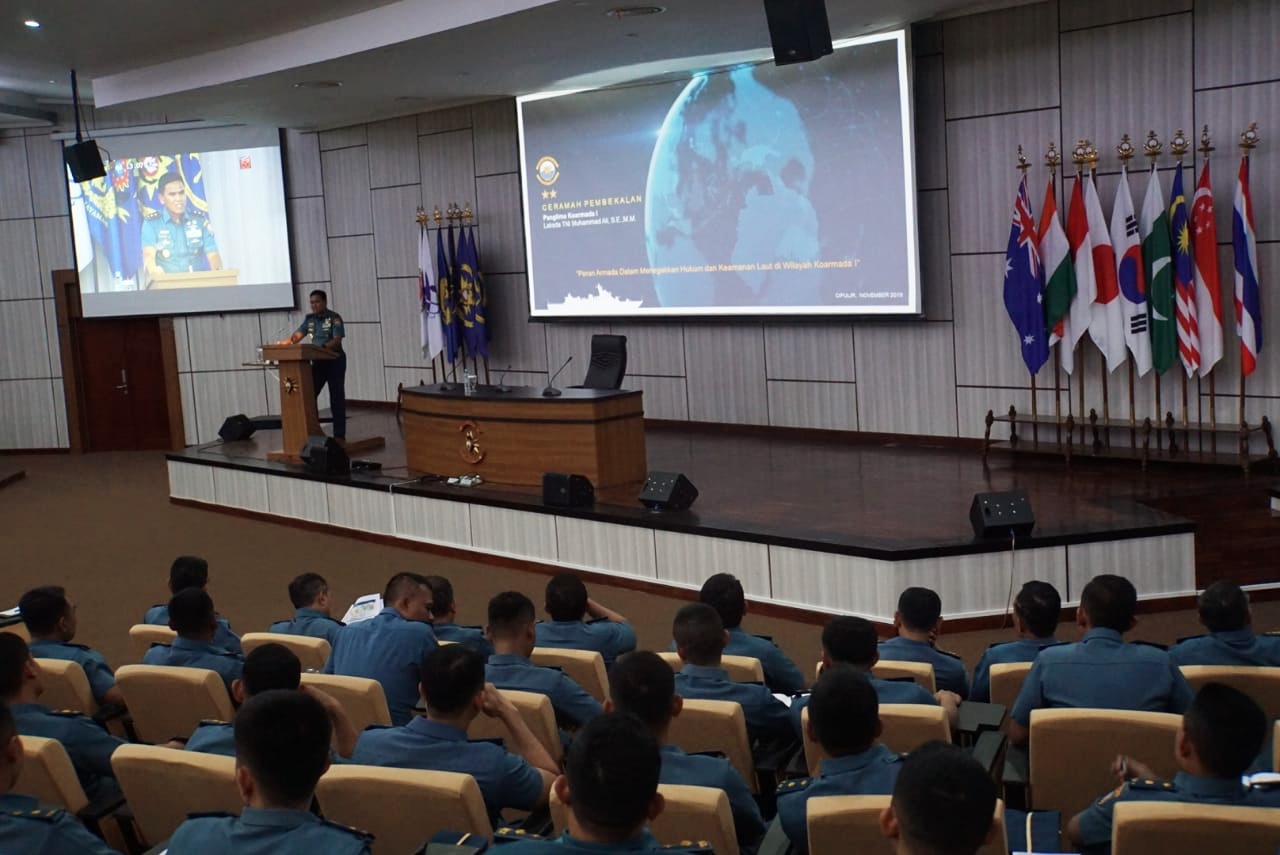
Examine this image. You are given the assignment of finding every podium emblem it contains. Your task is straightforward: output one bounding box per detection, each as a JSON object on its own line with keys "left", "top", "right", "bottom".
{"left": 283, "top": 377, "right": 298, "bottom": 395}
{"left": 459, "top": 421, "right": 485, "bottom": 464}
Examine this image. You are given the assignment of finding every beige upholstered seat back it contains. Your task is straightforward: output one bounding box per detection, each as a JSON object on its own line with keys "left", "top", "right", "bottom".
{"left": 658, "top": 651, "right": 765, "bottom": 683}
{"left": 666, "top": 698, "right": 757, "bottom": 794}
{"left": 806, "top": 795, "right": 1008, "bottom": 855}
{"left": 1112, "top": 801, "right": 1280, "bottom": 855}
{"left": 299, "top": 672, "right": 392, "bottom": 733}
{"left": 989, "top": 661, "right": 1035, "bottom": 710}
{"left": 34, "top": 658, "right": 97, "bottom": 715}
{"left": 111, "top": 743, "right": 241, "bottom": 846}
{"left": 242, "top": 631, "right": 330, "bottom": 671}
{"left": 551, "top": 783, "right": 738, "bottom": 855}
{"left": 1180, "top": 665, "right": 1280, "bottom": 721}
{"left": 1, "top": 623, "right": 30, "bottom": 642}
{"left": 871, "top": 660, "right": 936, "bottom": 694}
{"left": 128, "top": 624, "right": 176, "bottom": 660}
{"left": 800, "top": 704, "right": 947, "bottom": 777}
{"left": 531, "top": 647, "right": 609, "bottom": 702}
{"left": 13, "top": 735, "right": 89, "bottom": 813}
{"left": 116, "top": 664, "right": 235, "bottom": 743}
{"left": 467, "top": 688, "right": 561, "bottom": 763}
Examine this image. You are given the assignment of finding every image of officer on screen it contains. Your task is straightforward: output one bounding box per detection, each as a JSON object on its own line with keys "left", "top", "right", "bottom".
{"left": 141, "top": 172, "right": 222, "bottom": 278}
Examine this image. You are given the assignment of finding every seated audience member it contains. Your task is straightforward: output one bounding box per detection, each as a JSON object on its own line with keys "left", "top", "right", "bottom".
{"left": 1009, "top": 574, "right": 1194, "bottom": 746}
{"left": 879, "top": 587, "right": 970, "bottom": 699}
{"left": 1067, "top": 683, "right": 1280, "bottom": 855}
{"left": 166, "top": 690, "right": 372, "bottom": 853}
{"left": 0, "top": 702, "right": 116, "bottom": 855}
{"left": 970, "top": 580, "right": 1063, "bottom": 702}
{"left": 1169, "top": 580, "right": 1280, "bottom": 667}
{"left": 777, "top": 666, "right": 904, "bottom": 854}
{"left": 324, "top": 572, "right": 438, "bottom": 726}
{"left": 607, "top": 650, "right": 766, "bottom": 850}
{"left": 485, "top": 592, "right": 602, "bottom": 729}
{"left": 880, "top": 741, "right": 997, "bottom": 855}
{"left": 19, "top": 585, "right": 126, "bottom": 707}
{"left": 0, "top": 633, "right": 125, "bottom": 803}
{"left": 269, "top": 573, "right": 344, "bottom": 644}
{"left": 535, "top": 573, "right": 637, "bottom": 668}
{"left": 424, "top": 575, "right": 494, "bottom": 657}
{"left": 353, "top": 644, "right": 557, "bottom": 824}
{"left": 691, "top": 573, "right": 804, "bottom": 695}
{"left": 187, "top": 643, "right": 357, "bottom": 758}
{"left": 143, "top": 588, "right": 244, "bottom": 695}
{"left": 143, "top": 555, "right": 242, "bottom": 654}
{"left": 671, "top": 603, "right": 796, "bottom": 744}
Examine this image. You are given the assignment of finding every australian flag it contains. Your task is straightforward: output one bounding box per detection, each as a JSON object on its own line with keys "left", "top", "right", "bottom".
{"left": 1004, "top": 174, "right": 1049, "bottom": 374}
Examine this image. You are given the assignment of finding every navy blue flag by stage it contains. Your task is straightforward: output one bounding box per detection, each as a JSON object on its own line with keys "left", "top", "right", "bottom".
{"left": 1003, "top": 173, "right": 1048, "bottom": 374}
{"left": 468, "top": 225, "right": 491, "bottom": 344}
{"left": 436, "top": 226, "right": 461, "bottom": 364}
{"left": 457, "top": 227, "right": 488, "bottom": 359}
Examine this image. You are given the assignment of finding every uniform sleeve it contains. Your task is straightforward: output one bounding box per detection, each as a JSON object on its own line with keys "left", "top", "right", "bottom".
{"left": 947, "top": 658, "right": 971, "bottom": 700}
{"left": 591, "top": 621, "right": 638, "bottom": 659}
{"left": 66, "top": 716, "right": 127, "bottom": 778}
{"left": 332, "top": 313, "right": 346, "bottom": 338}
{"left": 759, "top": 642, "right": 806, "bottom": 695}
{"left": 970, "top": 649, "right": 993, "bottom": 703}
{"left": 551, "top": 674, "right": 603, "bottom": 726}
{"left": 753, "top": 688, "right": 800, "bottom": 741}
{"left": 1010, "top": 660, "right": 1046, "bottom": 726}
{"left": 1167, "top": 660, "right": 1195, "bottom": 714}
{"left": 1074, "top": 785, "right": 1125, "bottom": 850}
{"left": 721, "top": 762, "right": 767, "bottom": 847}
{"left": 912, "top": 684, "right": 940, "bottom": 706}
{"left": 776, "top": 793, "right": 809, "bottom": 855}
{"left": 79, "top": 650, "right": 118, "bottom": 704}
{"left": 203, "top": 220, "right": 219, "bottom": 253}
{"left": 296, "top": 317, "right": 310, "bottom": 336}
{"left": 215, "top": 619, "right": 242, "bottom": 655}
{"left": 497, "top": 751, "right": 545, "bottom": 811}
{"left": 54, "top": 813, "right": 120, "bottom": 855}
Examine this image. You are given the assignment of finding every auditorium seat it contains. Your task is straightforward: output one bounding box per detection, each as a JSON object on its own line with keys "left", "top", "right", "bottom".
{"left": 1111, "top": 801, "right": 1280, "bottom": 855}
{"left": 299, "top": 672, "right": 391, "bottom": 733}
{"left": 531, "top": 647, "right": 609, "bottom": 702}
{"left": 551, "top": 783, "right": 738, "bottom": 855}
{"left": 242, "top": 631, "right": 330, "bottom": 671}
{"left": 128, "top": 624, "right": 176, "bottom": 659}
{"left": 666, "top": 697, "right": 758, "bottom": 794}
{"left": 872, "top": 660, "right": 936, "bottom": 694}
{"left": 1179, "top": 665, "right": 1280, "bottom": 721}
{"left": 1273, "top": 721, "right": 1279, "bottom": 772}
{"left": 13, "top": 735, "right": 89, "bottom": 813}
{"left": 467, "top": 688, "right": 561, "bottom": 763}
{"left": 115, "top": 664, "right": 234, "bottom": 743}
{"left": 0, "top": 622, "right": 30, "bottom": 642}
{"left": 1028, "top": 709, "right": 1180, "bottom": 823}
{"left": 316, "top": 765, "right": 490, "bottom": 854}
{"left": 806, "top": 795, "right": 1008, "bottom": 855}
{"left": 111, "top": 743, "right": 240, "bottom": 845}
{"left": 988, "top": 661, "right": 1034, "bottom": 710}
{"left": 33, "top": 658, "right": 97, "bottom": 715}
{"left": 800, "top": 705, "right": 949, "bottom": 777}
{"left": 658, "top": 651, "right": 765, "bottom": 683}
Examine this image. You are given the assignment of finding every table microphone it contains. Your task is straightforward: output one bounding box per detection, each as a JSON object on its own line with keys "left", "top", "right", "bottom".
{"left": 542, "top": 356, "right": 573, "bottom": 397}
{"left": 494, "top": 364, "right": 513, "bottom": 393}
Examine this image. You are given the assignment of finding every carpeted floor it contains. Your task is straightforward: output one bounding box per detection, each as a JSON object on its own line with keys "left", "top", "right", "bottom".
{"left": 1, "top": 451, "right": 1274, "bottom": 681}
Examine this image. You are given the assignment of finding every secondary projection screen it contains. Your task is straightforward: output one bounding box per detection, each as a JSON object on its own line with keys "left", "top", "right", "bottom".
{"left": 67, "top": 125, "right": 294, "bottom": 318}
{"left": 517, "top": 30, "right": 918, "bottom": 318}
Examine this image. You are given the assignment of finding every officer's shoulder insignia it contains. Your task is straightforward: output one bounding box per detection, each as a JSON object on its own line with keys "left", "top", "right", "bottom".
{"left": 321, "top": 817, "right": 374, "bottom": 840}
{"left": 937, "top": 648, "right": 963, "bottom": 661}
{"left": 7, "top": 807, "right": 63, "bottom": 822}
{"left": 143, "top": 210, "right": 159, "bottom": 220}
{"left": 665, "top": 841, "right": 713, "bottom": 852}
{"left": 1129, "top": 779, "right": 1176, "bottom": 792}
{"left": 776, "top": 777, "right": 810, "bottom": 795}
{"left": 494, "top": 826, "right": 545, "bottom": 842}
{"left": 330, "top": 312, "right": 344, "bottom": 323}
{"left": 48, "top": 709, "right": 85, "bottom": 718}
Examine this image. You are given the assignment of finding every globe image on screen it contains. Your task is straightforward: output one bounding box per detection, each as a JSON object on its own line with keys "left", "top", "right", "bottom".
{"left": 644, "top": 66, "right": 820, "bottom": 307}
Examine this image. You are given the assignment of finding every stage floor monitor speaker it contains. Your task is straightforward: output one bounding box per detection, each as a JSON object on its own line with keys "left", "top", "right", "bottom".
{"left": 301, "top": 435, "right": 349, "bottom": 475}
{"left": 64, "top": 139, "right": 106, "bottom": 182}
{"left": 763, "top": 0, "right": 833, "bottom": 65}
{"left": 640, "top": 471, "right": 699, "bottom": 511}
{"left": 970, "top": 489, "right": 1035, "bottom": 539}
{"left": 543, "top": 473, "right": 595, "bottom": 508}
{"left": 218, "top": 414, "right": 285, "bottom": 442}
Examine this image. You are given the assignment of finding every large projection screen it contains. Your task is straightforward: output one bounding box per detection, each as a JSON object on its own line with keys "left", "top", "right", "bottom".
{"left": 517, "top": 30, "right": 919, "bottom": 319}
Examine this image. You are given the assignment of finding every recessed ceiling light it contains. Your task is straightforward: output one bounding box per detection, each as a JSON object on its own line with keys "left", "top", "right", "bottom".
{"left": 293, "top": 80, "right": 342, "bottom": 90}
{"left": 604, "top": 6, "right": 665, "bottom": 18}
{"left": 23, "top": 19, "right": 40, "bottom": 28}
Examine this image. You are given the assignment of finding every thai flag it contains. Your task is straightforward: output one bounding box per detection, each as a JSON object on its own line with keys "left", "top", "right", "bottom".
{"left": 1234, "top": 156, "right": 1262, "bottom": 377}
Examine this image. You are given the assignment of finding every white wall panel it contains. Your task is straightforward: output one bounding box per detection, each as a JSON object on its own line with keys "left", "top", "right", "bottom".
{"left": 655, "top": 532, "right": 770, "bottom": 599}
{"left": 764, "top": 325, "right": 855, "bottom": 382}
{"left": 321, "top": 146, "right": 373, "bottom": 237}
{"left": 327, "top": 484, "right": 395, "bottom": 535}
{"left": 212, "top": 468, "right": 269, "bottom": 512}
{"left": 769, "top": 547, "right": 885, "bottom": 618}
{"left": 0, "top": 299, "right": 52, "bottom": 380}
{"left": 327, "top": 236, "right": 380, "bottom": 323}
{"left": 34, "top": 218, "right": 72, "bottom": 295}
{"left": 0, "top": 132, "right": 33, "bottom": 220}
{"left": 628, "top": 375, "right": 689, "bottom": 421}
{"left": 684, "top": 324, "right": 768, "bottom": 425}
{"left": 0, "top": 380, "right": 57, "bottom": 448}
{"left": 855, "top": 323, "right": 958, "bottom": 436}
{"left": 419, "top": 130, "right": 475, "bottom": 216}
{"left": 367, "top": 116, "right": 421, "bottom": 189}
{"left": 168, "top": 460, "right": 216, "bottom": 502}
{"left": 25, "top": 135, "right": 69, "bottom": 218}
{"left": 378, "top": 277, "right": 424, "bottom": 367}
{"left": 318, "top": 125, "right": 368, "bottom": 151}
{"left": 185, "top": 314, "right": 263, "bottom": 372}
{"left": 287, "top": 197, "right": 331, "bottom": 283}
{"left": 1061, "top": 0, "right": 1189, "bottom": 30}
{"left": 283, "top": 130, "right": 323, "bottom": 199}
{"left": 472, "top": 99, "right": 519, "bottom": 177}
{"left": 341, "top": 322, "right": 387, "bottom": 401}
{"left": 469, "top": 504, "right": 557, "bottom": 561}
{"left": 393, "top": 493, "right": 471, "bottom": 546}
{"left": 189, "top": 371, "right": 270, "bottom": 444}
{"left": 767, "top": 380, "right": 858, "bottom": 431}
{"left": 1194, "top": 0, "right": 1280, "bottom": 89}
{"left": 266, "top": 476, "right": 329, "bottom": 524}
{"left": 557, "top": 517, "right": 657, "bottom": 580}
{"left": 371, "top": 186, "right": 423, "bottom": 279}
{"left": 1066, "top": 533, "right": 1195, "bottom": 602}
{"left": 944, "top": 2, "right": 1060, "bottom": 119}
{"left": 0, "top": 219, "right": 41, "bottom": 300}
{"left": 475, "top": 174, "right": 525, "bottom": 274}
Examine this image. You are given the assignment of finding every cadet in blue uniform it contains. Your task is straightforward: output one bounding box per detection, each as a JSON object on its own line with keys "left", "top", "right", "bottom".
{"left": 882, "top": 741, "right": 998, "bottom": 855}
{"left": 143, "top": 555, "right": 242, "bottom": 655}
{"left": 1010, "top": 574, "right": 1194, "bottom": 746}
{"left": 19, "top": 585, "right": 125, "bottom": 708}
{"left": 281, "top": 289, "right": 347, "bottom": 440}
{"left": 671, "top": 603, "right": 797, "bottom": 744}
{"left": 607, "top": 650, "right": 766, "bottom": 851}
{"left": 777, "top": 666, "right": 904, "bottom": 854}
{"left": 269, "top": 572, "right": 344, "bottom": 645}
{"left": 484, "top": 592, "right": 602, "bottom": 730}
{"left": 878, "top": 587, "right": 970, "bottom": 699}
{"left": 353, "top": 645, "right": 556, "bottom": 824}
{"left": 144, "top": 588, "right": 244, "bottom": 696}
{"left": 1169, "top": 580, "right": 1280, "bottom": 667}
{"left": 535, "top": 573, "right": 637, "bottom": 668}
{"left": 168, "top": 689, "right": 373, "bottom": 854}
{"left": 1068, "top": 683, "right": 1280, "bottom": 854}
{"left": 425, "top": 575, "right": 494, "bottom": 657}
{"left": 791, "top": 616, "right": 954, "bottom": 736}
{"left": 0, "top": 634, "right": 125, "bottom": 803}
{"left": 324, "top": 572, "right": 438, "bottom": 726}
{"left": 141, "top": 172, "right": 222, "bottom": 277}
{"left": 970, "top": 580, "right": 1063, "bottom": 703}
{"left": 692, "top": 573, "right": 805, "bottom": 695}
{"left": 0, "top": 702, "right": 117, "bottom": 855}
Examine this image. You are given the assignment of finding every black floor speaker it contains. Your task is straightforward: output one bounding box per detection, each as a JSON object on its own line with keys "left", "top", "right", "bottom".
{"left": 762, "top": 0, "right": 833, "bottom": 65}
{"left": 543, "top": 473, "right": 595, "bottom": 508}
{"left": 64, "top": 139, "right": 106, "bottom": 182}
{"left": 301, "top": 435, "right": 349, "bottom": 475}
{"left": 639, "top": 471, "right": 699, "bottom": 511}
{"left": 218, "top": 414, "right": 255, "bottom": 442}
{"left": 970, "top": 490, "right": 1035, "bottom": 539}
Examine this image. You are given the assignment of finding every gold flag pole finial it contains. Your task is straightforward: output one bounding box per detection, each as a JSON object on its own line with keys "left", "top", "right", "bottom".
{"left": 1071, "top": 139, "right": 1090, "bottom": 174}
{"left": 1044, "top": 141, "right": 1062, "bottom": 175}
{"left": 415, "top": 206, "right": 429, "bottom": 225}
{"left": 1198, "top": 125, "right": 1215, "bottom": 160}
{"left": 1085, "top": 139, "right": 1100, "bottom": 175}
{"left": 1239, "top": 122, "right": 1261, "bottom": 153}
{"left": 462, "top": 204, "right": 474, "bottom": 224}
{"left": 1116, "top": 134, "right": 1136, "bottom": 166}
{"left": 1170, "top": 128, "right": 1190, "bottom": 162}
{"left": 1016, "top": 144, "right": 1031, "bottom": 173}
{"left": 432, "top": 206, "right": 444, "bottom": 226}
{"left": 1143, "top": 130, "right": 1162, "bottom": 165}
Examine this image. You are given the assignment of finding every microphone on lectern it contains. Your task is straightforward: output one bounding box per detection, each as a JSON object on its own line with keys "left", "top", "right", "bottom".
{"left": 542, "top": 356, "right": 573, "bottom": 397}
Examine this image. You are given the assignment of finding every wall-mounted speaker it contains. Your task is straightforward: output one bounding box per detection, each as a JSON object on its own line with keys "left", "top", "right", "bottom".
{"left": 301, "top": 435, "right": 349, "bottom": 475}
{"left": 543, "top": 473, "right": 595, "bottom": 508}
{"left": 639, "top": 471, "right": 699, "bottom": 512}
{"left": 64, "top": 139, "right": 106, "bottom": 183}
{"left": 762, "top": 0, "right": 833, "bottom": 66}
{"left": 970, "top": 490, "right": 1035, "bottom": 539}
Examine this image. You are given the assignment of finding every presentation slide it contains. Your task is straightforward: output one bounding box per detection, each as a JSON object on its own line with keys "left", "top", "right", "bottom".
{"left": 67, "top": 125, "right": 294, "bottom": 318}
{"left": 517, "top": 31, "right": 919, "bottom": 318}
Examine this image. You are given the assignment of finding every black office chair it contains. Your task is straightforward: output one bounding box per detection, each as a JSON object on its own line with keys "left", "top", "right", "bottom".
{"left": 579, "top": 334, "right": 627, "bottom": 390}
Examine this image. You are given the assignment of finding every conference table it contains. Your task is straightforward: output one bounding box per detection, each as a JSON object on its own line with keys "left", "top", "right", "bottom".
{"left": 399, "top": 384, "right": 647, "bottom": 487}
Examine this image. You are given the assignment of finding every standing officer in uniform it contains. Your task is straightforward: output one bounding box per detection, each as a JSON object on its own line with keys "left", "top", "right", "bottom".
{"left": 141, "top": 172, "right": 222, "bottom": 277}
{"left": 269, "top": 573, "right": 344, "bottom": 645}
{"left": 143, "top": 588, "right": 244, "bottom": 695}
{"left": 970, "top": 581, "right": 1063, "bottom": 702}
{"left": 535, "top": 573, "right": 636, "bottom": 669}
{"left": 879, "top": 587, "right": 970, "bottom": 699}
{"left": 280, "top": 289, "right": 347, "bottom": 441}
{"left": 167, "top": 690, "right": 373, "bottom": 853}
{"left": 424, "top": 575, "right": 493, "bottom": 657}
{"left": 19, "top": 585, "right": 126, "bottom": 708}
{"left": 1169, "top": 580, "right": 1280, "bottom": 667}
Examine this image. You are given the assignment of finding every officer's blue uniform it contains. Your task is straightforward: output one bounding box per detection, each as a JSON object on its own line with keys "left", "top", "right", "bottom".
{"left": 498, "top": 828, "right": 709, "bottom": 854}
{"left": 789, "top": 675, "right": 937, "bottom": 734}
{"left": 1168, "top": 628, "right": 1280, "bottom": 667}
{"left": 10, "top": 703, "right": 126, "bottom": 803}
{"left": 433, "top": 623, "right": 495, "bottom": 658}
{"left": 535, "top": 619, "right": 637, "bottom": 668}
{"left": 141, "top": 208, "right": 219, "bottom": 274}
{"left": 167, "top": 806, "right": 372, "bottom": 854}
{"left": 28, "top": 639, "right": 118, "bottom": 706}
{"left": 0, "top": 792, "right": 117, "bottom": 854}
{"left": 352, "top": 717, "right": 544, "bottom": 824}
{"left": 878, "top": 636, "right": 970, "bottom": 699}
{"left": 269, "top": 608, "right": 344, "bottom": 645}
{"left": 296, "top": 310, "right": 347, "bottom": 439}
{"left": 143, "top": 636, "right": 244, "bottom": 696}
{"left": 485, "top": 654, "right": 602, "bottom": 728}
{"left": 185, "top": 720, "right": 235, "bottom": 757}
{"left": 970, "top": 637, "right": 1062, "bottom": 703}
{"left": 1011, "top": 628, "right": 1194, "bottom": 727}
{"left": 776, "top": 743, "right": 904, "bottom": 854}
{"left": 143, "top": 604, "right": 243, "bottom": 655}
{"left": 658, "top": 743, "right": 766, "bottom": 849}
{"left": 1074, "top": 772, "right": 1280, "bottom": 854}
{"left": 670, "top": 628, "right": 807, "bottom": 694}
{"left": 672, "top": 664, "right": 797, "bottom": 743}
{"left": 324, "top": 608, "right": 437, "bottom": 726}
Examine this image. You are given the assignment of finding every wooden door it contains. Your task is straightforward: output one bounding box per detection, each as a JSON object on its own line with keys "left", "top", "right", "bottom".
{"left": 77, "top": 318, "right": 172, "bottom": 451}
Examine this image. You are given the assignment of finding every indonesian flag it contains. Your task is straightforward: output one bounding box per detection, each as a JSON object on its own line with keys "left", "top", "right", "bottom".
{"left": 1086, "top": 173, "right": 1126, "bottom": 371}
{"left": 1040, "top": 178, "right": 1076, "bottom": 354}
{"left": 1191, "top": 161, "right": 1224, "bottom": 376}
{"left": 1112, "top": 167, "right": 1151, "bottom": 375}
{"left": 1063, "top": 173, "right": 1097, "bottom": 374}
{"left": 1234, "top": 155, "right": 1262, "bottom": 377}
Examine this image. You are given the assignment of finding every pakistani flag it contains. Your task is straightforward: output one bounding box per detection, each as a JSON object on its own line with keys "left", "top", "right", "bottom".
{"left": 1139, "top": 164, "right": 1176, "bottom": 374}
{"left": 1039, "top": 177, "right": 1076, "bottom": 356}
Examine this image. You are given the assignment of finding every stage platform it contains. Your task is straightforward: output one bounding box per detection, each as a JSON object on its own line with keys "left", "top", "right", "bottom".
{"left": 163, "top": 405, "right": 1280, "bottom": 626}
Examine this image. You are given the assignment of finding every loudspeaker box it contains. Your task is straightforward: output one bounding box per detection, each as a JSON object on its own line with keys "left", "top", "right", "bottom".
{"left": 543, "top": 473, "right": 595, "bottom": 508}
{"left": 639, "top": 471, "right": 699, "bottom": 512}
{"left": 762, "top": 0, "right": 833, "bottom": 66}
{"left": 64, "top": 140, "right": 106, "bottom": 182}
{"left": 301, "top": 435, "right": 349, "bottom": 475}
{"left": 970, "top": 490, "right": 1035, "bottom": 539}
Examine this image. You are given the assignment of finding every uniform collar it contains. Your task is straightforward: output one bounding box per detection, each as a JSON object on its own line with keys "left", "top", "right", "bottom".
{"left": 27, "top": 638, "right": 67, "bottom": 650}
{"left": 407, "top": 717, "right": 468, "bottom": 741}
{"left": 1211, "top": 628, "right": 1256, "bottom": 645}
{"left": 295, "top": 608, "right": 330, "bottom": 621}
{"left": 172, "top": 636, "right": 223, "bottom": 654}
{"left": 1081, "top": 628, "right": 1125, "bottom": 644}
{"left": 376, "top": 607, "right": 404, "bottom": 622}
{"left": 1027, "top": 636, "right": 1059, "bottom": 647}
{"left": 885, "top": 636, "right": 930, "bottom": 648}
{"left": 239, "top": 807, "right": 322, "bottom": 828}
{"left": 0, "top": 792, "right": 38, "bottom": 811}
{"left": 659, "top": 743, "right": 690, "bottom": 758}
{"left": 727, "top": 626, "right": 749, "bottom": 638}
{"left": 488, "top": 653, "right": 533, "bottom": 667}
{"left": 680, "top": 663, "right": 730, "bottom": 681}
{"left": 820, "top": 743, "right": 895, "bottom": 776}
{"left": 8, "top": 702, "right": 51, "bottom": 716}
{"left": 1172, "top": 771, "right": 1247, "bottom": 799}
{"left": 552, "top": 830, "right": 662, "bottom": 852}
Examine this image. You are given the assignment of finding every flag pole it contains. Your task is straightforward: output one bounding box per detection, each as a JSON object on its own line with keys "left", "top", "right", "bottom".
{"left": 1199, "top": 126, "right": 1218, "bottom": 453}
{"left": 1085, "top": 143, "right": 1112, "bottom": 444}
{"left": 1071, "top": 143, "right": 1089, "bottom": 447}
{"left": 1171, "top": 129, "right": 1193, "bottom": 448}
{"left": 1142, "top": 131, "right": 1165, "bottom": 449}
{"left": 1045, "top": 142, "right": 1065, "bottom": 447}
{"left": 1116, "top": 135, "right": 1140, "bottom": 447}
{"left": 1238, "top": 123, "right": 1261, "bottom": 430}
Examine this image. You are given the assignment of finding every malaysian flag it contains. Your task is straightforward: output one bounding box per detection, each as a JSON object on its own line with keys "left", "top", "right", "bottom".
{"left": 1169, "top": 161, "right": 1199, "bottom": 376}
{"left": 1003, "top": 173, "right": 1048, "bottom": 374}
{"left": 1234, "top": 154, "right": 1263, "bottom": 376}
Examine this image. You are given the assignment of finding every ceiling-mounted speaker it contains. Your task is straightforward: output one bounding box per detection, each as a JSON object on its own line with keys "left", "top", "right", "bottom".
{"left": 762, "top": 0, "right": 833, "bottom": 66}
{"left": 64, "top": 139, "right": 106, "bottom": 182}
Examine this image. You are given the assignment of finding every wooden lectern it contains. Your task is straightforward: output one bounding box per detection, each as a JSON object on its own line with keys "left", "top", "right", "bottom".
{"left": 259, "top": 344, "right": 383, "bottom": 463}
